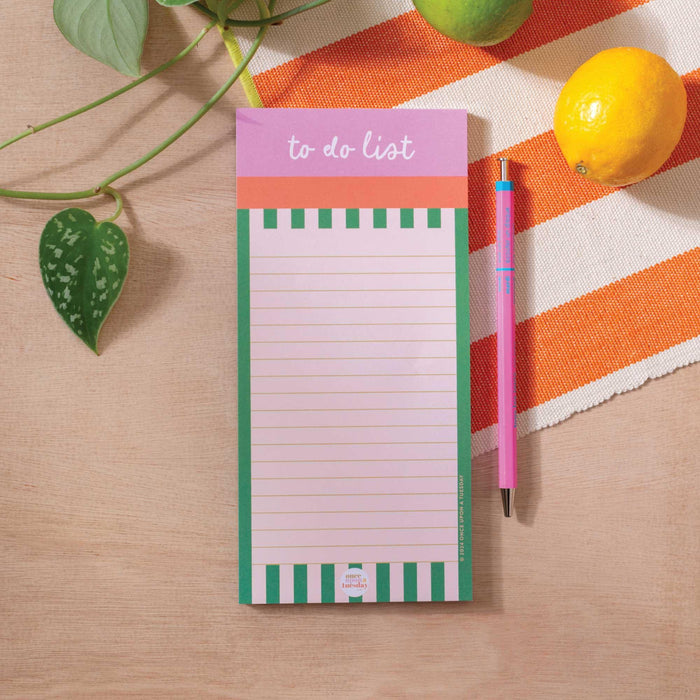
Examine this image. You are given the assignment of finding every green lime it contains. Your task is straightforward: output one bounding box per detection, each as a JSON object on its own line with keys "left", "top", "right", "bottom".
{"left": 412, "top": 0, "right": 533, "bottom": 46}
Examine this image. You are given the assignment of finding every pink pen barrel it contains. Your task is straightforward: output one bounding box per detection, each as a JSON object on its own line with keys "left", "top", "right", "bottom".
{"left": 496, "top": 181, "right": 517, "bottom": 490}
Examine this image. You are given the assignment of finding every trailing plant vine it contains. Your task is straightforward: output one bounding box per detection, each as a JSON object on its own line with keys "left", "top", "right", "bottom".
{"left": 1, "top": 0, "right": 330, "bottom": 353}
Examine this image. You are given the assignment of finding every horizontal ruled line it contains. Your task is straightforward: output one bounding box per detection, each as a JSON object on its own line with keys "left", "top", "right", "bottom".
{"left": 253, "top": 407, "right": 455, "bottom": 412}
{"left": 251, "top": 306, "right": 456, "bottom": 310}
{"left": 253, "top": 526, "right": 455, "bottom": 530}
{"left": 254, "top": 493, "right": 454, "bottom": 497}
{"left": 252, "top": 475, "right": 453, "bottom": 480}
{"left": 253, "top": 509, "right": 455, "bottom": 514}
{"left": 250, "top": 255, "right": 454, "bottom": 259}
{"left": 250, "top": 271, "right": 453, "bottom": 275}
{"left": 254, "top": 425, "right": 458, "bottom": 429}
{"left": 252, "top": 442, "right": 456, "bottom": 446}
{"left": 252, "top": 357, "right": 456, "bottom": 361}
{"left": 252, "top": 390, "right": 454, "bottom": 395}
{"left": 252, "top": 543, "right": 455, "bottom": 549}
{"left": 251, "top": 322, "right": 455, "bottom": 327}
{"left": 252, "top": 458, "right": 455, "bottom": 463}
{"left": 250, "top": 287, "right": 455, "bottom": 294}
{"left": 251, "top": 339, "right": 454, "bottom": 344}
{"left": 251, "top": 373, "right": 454, "bottom": 378}
{"left": 253, "top": 560, "right": 457, "bottom": 568}
{"left": 253, "top": 289, "right": 456, "bottom": 293}
{"left": 252, "top": 561, "right": 460, "bottom": 565}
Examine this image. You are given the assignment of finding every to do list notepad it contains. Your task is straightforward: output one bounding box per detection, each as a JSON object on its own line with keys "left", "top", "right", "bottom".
{"left": 237, "top": 109, "right": 471, "bottom": 604}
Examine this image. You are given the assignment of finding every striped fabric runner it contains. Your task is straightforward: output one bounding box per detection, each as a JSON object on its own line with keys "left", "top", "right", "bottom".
{"left": 232, "top": 0, "right": 700, "bottom": 455}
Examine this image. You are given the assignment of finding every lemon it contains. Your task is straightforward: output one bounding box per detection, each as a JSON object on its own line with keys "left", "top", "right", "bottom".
{"left": 554, "top": 47, "right": 687, "bottom": 187}
{"left": 412, "top": 0, "right": 533, "bottom": 47}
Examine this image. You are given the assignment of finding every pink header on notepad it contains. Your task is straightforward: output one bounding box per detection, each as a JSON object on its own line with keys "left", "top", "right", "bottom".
{"left": 236, "top": 108, "right": 468, "bottom": 178}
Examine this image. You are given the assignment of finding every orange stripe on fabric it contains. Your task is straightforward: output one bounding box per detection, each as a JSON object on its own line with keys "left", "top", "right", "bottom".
{"left": 471, "top": 248, "right": 700, "bottom": 434}
{"left": 237, "top": 176, "right": 468, "bottom": 209}
{"left": 254, "top": 0, "right": 650, "bottom": 108}
{"left": 469, "top": 68, "right": 700, "bottom": 253}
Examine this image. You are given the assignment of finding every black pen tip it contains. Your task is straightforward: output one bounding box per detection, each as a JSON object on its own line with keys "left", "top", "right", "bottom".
{"left": 501, "top": 488, "right": 515, "bottom": 517}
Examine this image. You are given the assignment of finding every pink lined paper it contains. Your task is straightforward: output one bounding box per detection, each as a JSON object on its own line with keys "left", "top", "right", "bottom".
{"left": 249, "top": 208, "right": 459, "bottom": 574}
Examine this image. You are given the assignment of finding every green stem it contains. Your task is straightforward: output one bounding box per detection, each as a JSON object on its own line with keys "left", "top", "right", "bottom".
{"left": 253, "top": 0, "right": 271, "bottom": 20}
{"left": 97, "top": 16, "right": 272, "bottom": 191}
{"left": 194, "top": 0, "right": 330, "bottom": 27}
{"left": 0, "top": 187, "right": 98, "bottom": 201}
{"left": 0, "top": 22, "right": 216, "bottom": 154}
{"left": 100, "top": 187, "right": 124, "bottom": 223}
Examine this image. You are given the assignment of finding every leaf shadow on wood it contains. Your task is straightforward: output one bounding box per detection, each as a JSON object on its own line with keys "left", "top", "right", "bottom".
{"left": 141, "top": 2, "right": 226, "bottom": 105}
{"left": 98, "top": 201, "right": 184, "bottom": 353}
{"left": 120, "top": 129, "right": 233, "bottom": 191}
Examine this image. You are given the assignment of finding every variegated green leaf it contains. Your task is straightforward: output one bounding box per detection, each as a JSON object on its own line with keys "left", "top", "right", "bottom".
{"left": 39, "top": 209, "right": 129, "bottom": 354}
{"left": 53, "top": 0, "right": 149, "bottom": 77}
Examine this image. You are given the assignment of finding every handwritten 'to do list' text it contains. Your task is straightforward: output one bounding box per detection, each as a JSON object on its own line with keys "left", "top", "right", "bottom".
{"left": 288, "top": 130, "right": 416, "bottom": 161}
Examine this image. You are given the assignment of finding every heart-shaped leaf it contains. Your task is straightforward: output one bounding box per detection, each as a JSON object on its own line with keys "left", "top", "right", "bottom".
{"left": 53, "top": 0, "right": 149, "bottom": 77}
{"left": 40, "top": 209, "right": 129, "bottom": 354}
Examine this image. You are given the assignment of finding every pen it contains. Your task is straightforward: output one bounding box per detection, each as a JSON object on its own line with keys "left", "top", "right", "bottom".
{"left": 496, "top": 157, "right": 517, "bottom": 517}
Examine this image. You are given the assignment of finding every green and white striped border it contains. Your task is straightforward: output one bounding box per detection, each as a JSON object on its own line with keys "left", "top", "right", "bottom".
{"left": 257, "top": 207, "right": 447, "bottom": 230}
{"left": 253, "top": 561, "right": 463, "bottom": 604}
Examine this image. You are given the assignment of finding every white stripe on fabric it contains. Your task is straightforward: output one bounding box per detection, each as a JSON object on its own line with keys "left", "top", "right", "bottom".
{"left": 401, "top": 0, "right": 697, "bottom": 161}
{"left": 469, "top": 158, "right": 700, "bottom": 345}
{"left": 471, "top": 334, "right": 700, "bottom": 456}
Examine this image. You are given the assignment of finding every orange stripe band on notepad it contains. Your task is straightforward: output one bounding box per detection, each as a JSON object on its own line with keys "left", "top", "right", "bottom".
{"left": 237, "top": 177, "right": 469, "bottom": 209}
{"left": 471, "top": 248, "right": 700, "bottom": 433}
{"left": 254, "top": 0, "right": 650, "bottom": 109}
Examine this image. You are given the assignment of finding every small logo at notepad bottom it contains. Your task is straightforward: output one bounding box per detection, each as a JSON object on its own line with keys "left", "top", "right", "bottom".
{"left": 339, "top": 568, "right": 369, "bottom": 598}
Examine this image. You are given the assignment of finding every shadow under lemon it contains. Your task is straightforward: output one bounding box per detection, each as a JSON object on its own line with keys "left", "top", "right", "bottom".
{"left": 626, "top": 70, "right": 700, "bottom": 221}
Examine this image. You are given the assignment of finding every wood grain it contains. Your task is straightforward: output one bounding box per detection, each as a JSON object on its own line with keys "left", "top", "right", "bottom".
{"left": 1, "top": 3, "right": 698, "bottom": 698}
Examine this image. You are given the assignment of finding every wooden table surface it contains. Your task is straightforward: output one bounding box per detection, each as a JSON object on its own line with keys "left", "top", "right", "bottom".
{"left": 1, "top": 4, "right": 698, "bottom": 698}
